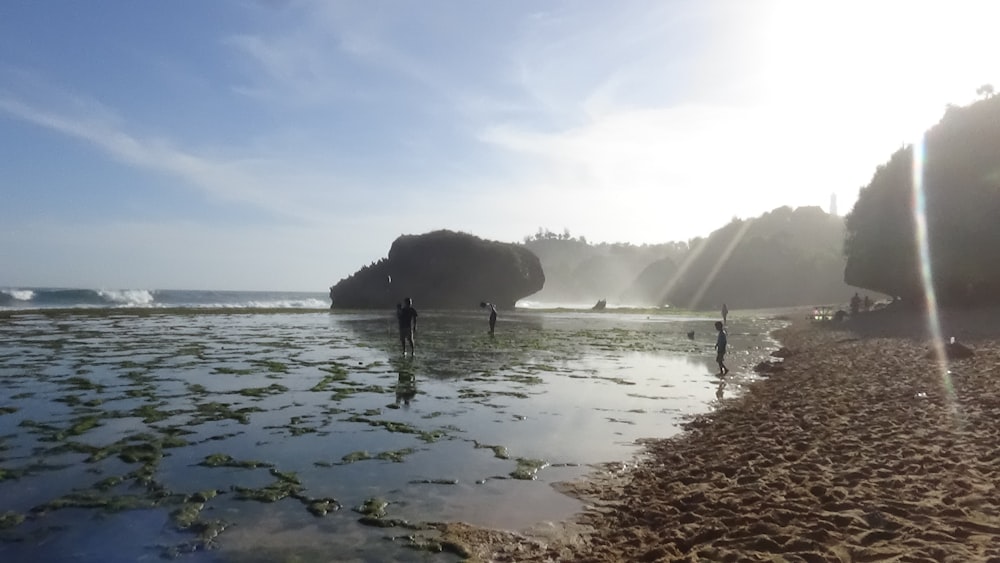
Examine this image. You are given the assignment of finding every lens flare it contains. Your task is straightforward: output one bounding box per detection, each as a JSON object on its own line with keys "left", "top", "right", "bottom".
{"left": 656, "top": 219, "right": 752, "bottom": 309}
{"left": 912, "top": 135, "right": 956, "bottom": 412}
{"left": 688, "top": 219, "right": 754, "bottom": 310}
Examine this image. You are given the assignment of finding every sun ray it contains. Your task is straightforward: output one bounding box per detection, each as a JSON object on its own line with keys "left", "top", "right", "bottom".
{"left": 656, "top": 218, "right": 755, "bottom": 311}
{"left": 911, "top": 135, "right": 957, "bottom": 419}
{"left": 688, "top": 219, "right": 755, "bottom": 311}
{"left": 656, "top": 236, "right": 712, "bottom": 307}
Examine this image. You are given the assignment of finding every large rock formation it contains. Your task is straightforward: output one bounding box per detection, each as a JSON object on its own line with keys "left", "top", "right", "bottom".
{"left": 329, "top": 230, "right": 545, "bottom": 309}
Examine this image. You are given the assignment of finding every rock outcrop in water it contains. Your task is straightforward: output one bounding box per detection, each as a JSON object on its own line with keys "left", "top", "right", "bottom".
{"left": 329, "top": 230, "right": 545, "bottom": 309}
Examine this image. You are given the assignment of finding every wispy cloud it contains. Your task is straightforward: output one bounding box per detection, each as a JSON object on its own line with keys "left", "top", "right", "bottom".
{"left": 0, "top": 93, "right": 356, "bottom": 222}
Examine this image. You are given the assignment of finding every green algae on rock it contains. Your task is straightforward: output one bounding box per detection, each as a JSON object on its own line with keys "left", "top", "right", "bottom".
{"left": 473, "top": 441, "right": 510, "bottom": 460}
{"left": 306, "top": 498, "right": 340, "bottom": 516}
{"left": 409, "top": 478, "right": 459, "bottom": 485}
{"left": 354, "top": 497, "right": 389, "bottom": 518}
{"left": 199, "top": 453, "right": 273, "bottom": 469}
{"left": 118, "top": 442, "right": 163, "bottom": 464}
{"left": 0, "top": 511, "right": 25, "bottom": 529}
{"left": 192, "top": 401, "right": 263, "bottom": 424}
{"left": 341, "top": 450, "right": 372, "bottom": 463}
{"left": 509, "top": 458, "right": 549, "bottom": 480}
{"left": 30, "top": 491, "right": 158, "bottom": 515}
{"left": 237, "top": 383, "right": 289, "bottom": 398}
{"left": 170, "top": 502, "right": 206, "bottom": 529}
{"left": 232, "top": 468, "right": 303, "bottom": 502}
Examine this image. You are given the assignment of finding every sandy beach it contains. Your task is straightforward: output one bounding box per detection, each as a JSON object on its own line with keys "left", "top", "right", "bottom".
{"left": 442, "top": 307, "right": 1000, "bottom": 562}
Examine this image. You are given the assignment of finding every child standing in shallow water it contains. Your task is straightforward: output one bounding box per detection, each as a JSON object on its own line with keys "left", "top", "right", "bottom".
{"left": 715, "top": 321, "right": 729, "bottom": 376}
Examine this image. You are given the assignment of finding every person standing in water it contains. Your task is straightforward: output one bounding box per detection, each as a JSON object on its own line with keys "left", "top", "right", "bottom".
{"left": 483, "top": 302, "right": 498, "bottom": 335}
{"left": 714, "top": 321, "right": 729, "bottom": 376}
{"left": 398, "top": 297, "right": 418, "bottom": 356}
{"left": 721, "top": 303, "right": 729, "bottom": 325}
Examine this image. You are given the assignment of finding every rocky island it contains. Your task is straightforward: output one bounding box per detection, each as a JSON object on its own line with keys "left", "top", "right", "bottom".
{"left": 329, "top": 230, "right": 545, "bottom": 309}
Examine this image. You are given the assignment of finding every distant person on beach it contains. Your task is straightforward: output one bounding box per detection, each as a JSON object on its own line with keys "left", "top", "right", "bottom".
{"left": 714, "top": 321, "right": 729, "bottom": 376}
{"left": 722, "top": 303, "right": 729, "bottom": 325}
{"left": 482, "top": 302, "right": 498, "bottom": 335}
{"left": 863, "top": 295, "right": 872, "bottom": 311}
{"left": 850, "top": 293, "right": 861, "bottom": 316}
{"left": 398, "top": 298, "right": 418, "bottom": 356}
{"left": 329, "top": 286, "right": 335, "bottom": 309}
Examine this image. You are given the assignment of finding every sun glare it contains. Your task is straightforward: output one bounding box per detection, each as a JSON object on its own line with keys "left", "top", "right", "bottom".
{"left": 758, "top": 0, "right": 1000, "bottom": 215}
{"left": 911, "top": 135, "right": 958, "bottom": 419}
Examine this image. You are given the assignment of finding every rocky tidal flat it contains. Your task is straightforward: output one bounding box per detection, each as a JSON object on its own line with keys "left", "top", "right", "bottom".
{"left": 0, "top": 309, "right": 780, "bottom": 562}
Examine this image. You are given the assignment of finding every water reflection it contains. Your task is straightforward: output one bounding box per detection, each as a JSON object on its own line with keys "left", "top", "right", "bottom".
{"left": 395, "top": 370, "right": 417, "bottom": 407}
{"left": 716, "top": 377, "right": 727, "bottom": 400}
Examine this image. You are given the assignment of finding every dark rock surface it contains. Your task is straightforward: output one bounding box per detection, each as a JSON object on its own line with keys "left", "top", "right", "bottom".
{"left": 329, "top": 230, "right": 545, "bottom": 309}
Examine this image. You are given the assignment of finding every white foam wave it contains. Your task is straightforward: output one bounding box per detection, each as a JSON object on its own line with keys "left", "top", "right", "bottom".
{"left": 98, "top": 289, "right": 155, "bottom": 306}
{"left": 242, "top": 298, "right": 329, "bottom": 309}
{"left": 153, "top": 298, "right": 329, "bottom": 309}
{"left": 3, "top": 289, "right": 35, "bottom": 301}
{"left": 516, "top": 299, "right": 608, "bottom": 309}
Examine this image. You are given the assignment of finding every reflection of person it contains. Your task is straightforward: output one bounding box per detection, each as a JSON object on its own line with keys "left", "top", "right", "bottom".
{"left": 721, "top": 303, "right": 728, "bottom": 325}
{"left": 398, "top": 297, "right": 418, "bottom": 356}
{"left": 395, "top": 371, "right": 417, "bottom": 406}
{"left": 714, "top": 321, "right": 729, "bottom": 376}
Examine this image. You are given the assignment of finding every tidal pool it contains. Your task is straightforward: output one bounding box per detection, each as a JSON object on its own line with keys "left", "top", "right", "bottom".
{"left": 0, "top": 309, "right": 783, "bottom": 562}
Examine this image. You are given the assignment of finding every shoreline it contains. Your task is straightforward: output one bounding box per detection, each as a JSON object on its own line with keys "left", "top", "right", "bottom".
{"left": 444, "top": 307, "right": 1000, "bottom": 561}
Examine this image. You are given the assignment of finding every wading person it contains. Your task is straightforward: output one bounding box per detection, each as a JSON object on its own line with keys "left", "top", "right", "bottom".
{"left": 482, "top": 301, "right": 498, "bottom": 335}
{"left": 715, "top": 321, "right": 729, "bottom": 376}
{"left": 398, "top": 297, "right": 418, "bottom": 356}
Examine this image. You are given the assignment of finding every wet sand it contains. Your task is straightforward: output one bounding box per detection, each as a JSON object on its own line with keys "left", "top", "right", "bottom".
{"left": 442, "top": 307, "right": 1000, "bottom": 562}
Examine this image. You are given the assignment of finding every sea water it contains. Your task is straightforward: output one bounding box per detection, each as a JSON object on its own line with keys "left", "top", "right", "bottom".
{"left": 0, "top": 306, "right": 782, "bottom": 562}
{"left": 0, "top": 287, "right": 330, "bottom": 310}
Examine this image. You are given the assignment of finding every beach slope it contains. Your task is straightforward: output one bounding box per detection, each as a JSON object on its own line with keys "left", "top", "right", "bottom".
{"left": 445, "top": 309, "right": 1000, "bottom": 561}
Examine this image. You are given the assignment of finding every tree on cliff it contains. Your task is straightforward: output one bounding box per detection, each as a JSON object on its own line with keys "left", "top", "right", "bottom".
{"left": 659, "top": 206, "right": 851, "bottom": 310}
{"left": 522, "top": 235, "right": 687, "bottom": 304}
{"left": 844, "top": 93, "right": 1000, "bottom": 305}
{"left": 521, "top": 209, "right": 856, "bottom": 310}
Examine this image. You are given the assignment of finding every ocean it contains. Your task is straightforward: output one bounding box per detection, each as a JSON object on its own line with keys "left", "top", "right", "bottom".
{"left": 0, "top": 291, "right": 785, "bottom": 562}
{"left": 0, "top": 287, "right": 330, "bottom": 310}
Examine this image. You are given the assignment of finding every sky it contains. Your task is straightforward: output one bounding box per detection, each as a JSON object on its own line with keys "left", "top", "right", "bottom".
{"left": 2, "top": 0, "right": 998, "bottom": 292}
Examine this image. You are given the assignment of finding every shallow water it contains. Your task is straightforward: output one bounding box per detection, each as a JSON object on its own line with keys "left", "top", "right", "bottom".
{"left": 0, "top": 309, "right": 782, "bottom": 562}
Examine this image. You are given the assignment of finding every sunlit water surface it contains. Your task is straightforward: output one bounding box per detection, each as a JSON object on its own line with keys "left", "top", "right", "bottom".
{"left": 0, "top": 310, "right": 782, "bottom": 562}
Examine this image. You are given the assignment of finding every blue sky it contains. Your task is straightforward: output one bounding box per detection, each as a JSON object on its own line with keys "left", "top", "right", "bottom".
{"left": 1, "top": 1, "right": 997, "bottom": 291}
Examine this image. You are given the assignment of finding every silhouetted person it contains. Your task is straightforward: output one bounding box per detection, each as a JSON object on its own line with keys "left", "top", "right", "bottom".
{"left": 863, "top": 294, "right": 872, "bottom": 311}
{"left": 484, "top": 302, "right": 498, "bottom": 335}
{"left": 850, "top": 293, "right": 861, "bottom": 316}
{"left": 329, "top": 286, "right": 335, "bottom": 309}
{"left": 722, "top": 303, "right": 728, "bottom": 325}
{"left": 715, "top": 321, "right": 729, "bottom": 376}
{"left": 398, "top": 297, "right": 417, "bottom": 356}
